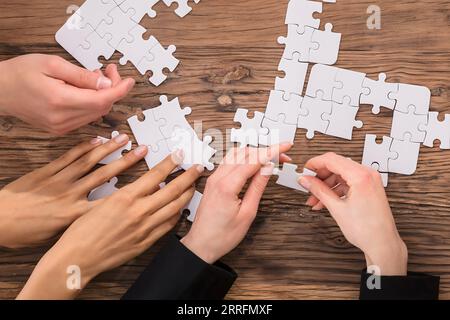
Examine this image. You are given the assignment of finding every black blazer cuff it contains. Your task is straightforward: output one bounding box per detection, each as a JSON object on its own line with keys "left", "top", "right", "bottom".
{"left": 359, "top": 269, "right": 440, "bottom": 300}
{"left": 122, "top": 235, "right": 237, "bottom": 300}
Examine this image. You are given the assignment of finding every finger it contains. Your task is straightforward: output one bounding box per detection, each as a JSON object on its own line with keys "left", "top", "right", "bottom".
{"left": 298, "top": 175, "right": 341, "bottom": 212}
{"left": 142, "top": 165, "right": 203, "bottom": 212}
{"left": 226, "top": 143, "right": 293, "bottom": 194}
{"left": 50, "top": 57, "right": 112, "bottom": 90}
{"left": 56, "top": 134, "right": 131, "bottom": 181}
{"left": 124, "top": 150, "right": 184, "bottom": 198}
{"left": 143, "top": 186, "right": 194, "bottom": 228}
{"left": 104, "top": 64, "right": 122, "bottom": 86}
{"left": 74, "top": 145, "right": 148, "bottom": 194}
{"left": 312, "top": 183, "right": 349, "bottom": 211}
{"left": 33, "top": 139, "right": 103, "bottom": 178}
{"left": 59, "top": 78, "right": 135, "bottom": 115}
{"left": 306, "top": 173, "right": 345, "bottom": 207}
{"left": 305, "top": 153, "right": 368, "bottom": 187}
{"left": 239, "top": 162, "right": 274, "bottom": 223}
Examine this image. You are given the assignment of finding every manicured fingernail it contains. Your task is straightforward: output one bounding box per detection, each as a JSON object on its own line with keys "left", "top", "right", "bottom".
{"left": 90, "top": 137, "right": 102, "bottom": 145}
{"left": 299, "top": 176, "right": 311, "bottom": 190}
{"left": 261, "top": 162, "right": 275, "bottom": 176}
{"left": 305, "top": 197, "right": 315, "bottom": 206}
{"left": 172, "top": 149, "right": 185, "bottom": 164}
{"left": 281, "top": 153, "right": 292, "bottom": 162}
{"left": 134, "top": 145, "right": 147, "bottom": 156}
{"left": 114, "top": 133, "right": 128, "bottom": 144}
{"left": 312, "top": 204, "right": 322, "bottom": 211}
{"left": 97, "top": 76, "right": 112, "bottom": 90}
{"left": 196, "top": 165, "right": 205, "bottom": 173}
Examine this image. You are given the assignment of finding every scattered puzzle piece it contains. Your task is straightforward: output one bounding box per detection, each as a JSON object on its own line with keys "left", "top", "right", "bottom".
{"left": 182, "top": 190, "right": 203, "bottom": 222}
{"left": 163, "top": 0, "right": 201, "bottom": 18}
{"left": 152, "top": 96, "right": 192, "bottom": 138}
{"left": 419, "top": 112, "right": 450, "bottom": 149}
{"left": 273, "top": 163, "right": 316, "bottom": 193}
{"left": 362, "top": 134, "right": 397, "bottom": 173}
{"left": 98, "top": 131, "right": 132, "bottom": 165}
{"left": 230, "top": 108, "right": 269, "bottom": 147}
{"left": 361, "top": 73, "right": 398, "bottom": 114}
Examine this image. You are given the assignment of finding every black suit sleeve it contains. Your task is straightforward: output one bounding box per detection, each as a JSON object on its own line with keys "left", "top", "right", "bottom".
{"left": 122, "top": 236, "right": 237, "bottom": 300}
{"left": 359, "top": 269, "right": 440, "bottom": 300}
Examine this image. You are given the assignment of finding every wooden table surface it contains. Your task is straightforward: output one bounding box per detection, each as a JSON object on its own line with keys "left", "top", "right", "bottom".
{"left": 1, "top": 0, "right": 450, "bottom": 300}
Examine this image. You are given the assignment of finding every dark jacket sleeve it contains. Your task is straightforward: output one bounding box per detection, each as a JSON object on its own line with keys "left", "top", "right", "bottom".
{"left": 359, "top": 269, "right": 440, "bottom": 300}
{"left": 122, "top": 236, "right": 237, "bottom": 300}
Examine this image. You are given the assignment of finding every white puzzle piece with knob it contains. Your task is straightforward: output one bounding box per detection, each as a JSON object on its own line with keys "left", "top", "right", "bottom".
{"left": 119, "top": 0, "right": 159, "bottom": 22}
{"left": 389, "top": 84, "right": 431, "bottom": 115}
{"left": 230, "top": 108, "right": 269, "bottom": 147}
{"left": 306, "top": 64, "right": 339, "bottom": 100}
{"left": 333, "top": 68, "right": 366, "bottom": 107}
{"left": 362, "top": 134, "right": 397, "bottom": 173}
{"left": 98, "top": 131, "right": 132, "bottom": 165}
{"left": 390, "top": 106, "right": 427, "bottom": 143}
{"left": 360, "top": 73, "right": 398, "bottom": 114}
{"left": 310, "top": 23, "right": 341, "bottom": 65}
{"left": 275, "top": 54, "right": 308, "bottom": 100}
{"left": 152, "top": 96, "right": 192, "bottom": 138}
{"left": 259, "top": 115, "right": 297, "bottom": 146}
{"left": 322, "top": 98, "right": 363, "bottom": 140}
{"left": 182, "top": 190, "right": 203, "bottom": 222}
{"left": 163, "top": 0, "right": 201, "bottom": 18}
{"left": 265, "top": 90, "right": 305, "bottom": 126}
{"left": 137, "top": 42, "right": 179, "bottom": 86}
{"left": 297, "top": 93, "right": 332, "bottom": 139}
{"left": 88, "top": 177, "right": 119, "bottom": 201}
{"left": 389, "top": 138, "right": 420, "bottom": 175}
{"left": 285, "top": 0, "right": 323, "bottom": 33}
{"left": 278, "top": 25, "right": 318, "bottom": 62}
{"left": 273, "top": 163, "right": 317, "bottom": 193}
{"left": 419, "top": 112, "right": 450, "bottom": 149}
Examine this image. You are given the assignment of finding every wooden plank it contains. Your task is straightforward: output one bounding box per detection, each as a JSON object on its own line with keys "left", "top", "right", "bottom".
{"left": 1, "top": 0, "right": 450, "bottom": 300}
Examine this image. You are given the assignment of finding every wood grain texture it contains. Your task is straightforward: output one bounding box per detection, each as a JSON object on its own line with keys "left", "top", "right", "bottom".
{"left": 1, "top": 0, "right": 450, "bottom": 300}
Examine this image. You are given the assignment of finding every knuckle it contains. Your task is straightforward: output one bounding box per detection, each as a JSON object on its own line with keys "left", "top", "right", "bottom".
{"left": 324, "top": 152, "right": 337, "bottom": 160}
{"left": 46, "top": 56, "right": 63, "bottom": 70}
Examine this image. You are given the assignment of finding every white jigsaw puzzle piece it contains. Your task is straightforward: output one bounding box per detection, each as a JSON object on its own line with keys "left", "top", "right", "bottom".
{"left": 265, "top": 90, "right": 305, "bottom": 125}
{"left": 98, "top": 131, "right": 132, "bottom": 165}
{"left": 333, "top": 68, "right": 366, "bottom": 107}
{"left": 119, "top": 0, "right": 159, "bottom": 22}
{"left": 389, "top": 83, "right": 430, "bottom": 115}
{"left": 259, "top": 115, "right": 297, "bottom": 146}
{"left": 419, "top": 112, "right": 450, "bottom": 149}
{"left": 118, "top": 25, "right": 159, "bottom": 67}
{"left": 297, "top": 93, "right": 332, "bottom": 139}
{"left": 88, "top": 177, "right": 119, "bottom": 201}
{"left": 285, "top": 0, "right": 323, "bottom": 33}
{"left": 75, "top": 0, "right": 116, "bottom": 30}
{"left": 167, "top": 127, "right": 216, "bottom": 171}
{"left": 182, "top": 190, "right": 203, "bottom": 222}
{"left": 362, "top": 134, "right": 397, "bottom": 172}
{"left": 390, "top": 106, "right": 427, "bottom": 143}
{"left": 230, "top": 108, "right": 269, "bottom": 147}
{"left": 273, "top": 163, "right": 316, "bottom": 193}
{"left": 73, "top": 31, "right": 115, "bottom": 70}
{"left": 389, "top": 138, "right": 420, "bottom": 175}
{"left": 152, "top": 96, "right": 192, "bottom": 138}
{"left": 55, "top": 19, "right": 96, "bottom": 62}
{"left": 275, "top": 54, "right": 308, "bottom": 100}
{"left": 305, "top": 64, "right": 339, "bottom": 100}
{"left": 97, "top": 6, "right": 137, "bottom": 49}
{"left": 360, "top": 73, "right": 398, "bottom": 114}
{"left": 163, "top": 0, "right": 201, "bottom": 18}
{"left": 310, "top": 23, "right": 341, "bottom": 65}
{"left": 278, "top": 25, "right": 318, "bottom": 62}
{"left": 137, "top": 41, "right": 179, "bottom": 86}
{"left": 322, "top": 98, "right": 363, "bottom": 140}
{"left": 370, "top": 163, "right": 389, "bottom": 188}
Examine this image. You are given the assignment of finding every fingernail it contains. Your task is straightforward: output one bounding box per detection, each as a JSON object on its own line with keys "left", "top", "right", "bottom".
{"left": 114, "top": 133, "right": 129, "bottom": 144}
{"left": 261, "top": 162, "right": 275, "bottom": 176}
{"left": 97, "top": 76, "right": 112, "bottom": 90}
{"left": 172, "top": 149, "right": 185, "bottom": 164}
{"left": 281, "top": 153, "right": 292, "bottom": 162}
{"left": 90, "top": 137, "right": 102, "bottom": 145}
{"left": 196, "top": 165, "right": 205, "bottom": 173}
{"left": 305, "top": 198, "right": 315, "bottom": 206}
{"left": 312, "top": 204, "right": 322, "bottom": 211}
{"left": 281, "top": 142, "right": 294, "bottom": 148}
{"left": 125, "top": 78, "right": 135, "bottom": 89}
{"left": 299, "top": 176, "right": 311, "bottom": 190}
{"left": 133, "top": 145, "right": 147, "bottom": 156}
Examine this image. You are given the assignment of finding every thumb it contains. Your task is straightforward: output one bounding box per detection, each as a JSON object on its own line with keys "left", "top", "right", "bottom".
{"left": 299, "top": 176, "right": 340, "bottom": 211}
{"left": 50, "top": 57, "right": 112, "bottom": 90}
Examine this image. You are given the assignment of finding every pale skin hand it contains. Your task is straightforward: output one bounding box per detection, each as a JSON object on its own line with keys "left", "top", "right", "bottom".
{"left": 181, "top": 143, "right": 293, "bottom": 264}
{"left": 0, "top": 54, "right": 135, "bottom": 135}
{"left": 17, "top": 152, "right": 203, "bottom": 300}
{"left": 299, "top": 152, "right": 408, "bottom": 276}
{"left": 0, "top": 134, "right": 144, "bottom": 248}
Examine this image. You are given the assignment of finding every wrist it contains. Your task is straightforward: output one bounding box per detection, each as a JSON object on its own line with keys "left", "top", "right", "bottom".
{"left": 181, "top": 234, "right": 219, "bottom": 265}
{"left": 367, "top": 238, "right": 408, "bottom": 276}
{"left": 17, "top": 246, "right": 97, "bottom": 300}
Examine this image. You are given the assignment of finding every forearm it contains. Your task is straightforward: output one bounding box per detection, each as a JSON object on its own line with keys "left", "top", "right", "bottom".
{"left": 17, "top": 248, "right": 95, "bottom": 300}
{"left": 0, "top": 60, "right": 10, "bottom": 115}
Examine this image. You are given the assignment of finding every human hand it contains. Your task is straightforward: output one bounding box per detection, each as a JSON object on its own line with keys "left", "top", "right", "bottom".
{"left": 181, "top": 143, "right": 293, "bottom": 264}
{"left": 299, "top": 153, "right": 407, "bottom": 276}
{"left": 0, "top": 54, "right": 135, "bottom": 134}
{"left": 0, "top": 134, "right": 143, "bottom": 248}
{"left": 17, "top": 151, "right": 203, "bottom": 300}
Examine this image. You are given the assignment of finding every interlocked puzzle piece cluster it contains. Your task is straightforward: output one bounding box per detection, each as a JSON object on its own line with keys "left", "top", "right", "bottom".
{"left": 55, "top": 0, "right": 202, "bottom": 85}
{"left": 231, "top": 0, "right": 449, "bottom": 190}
